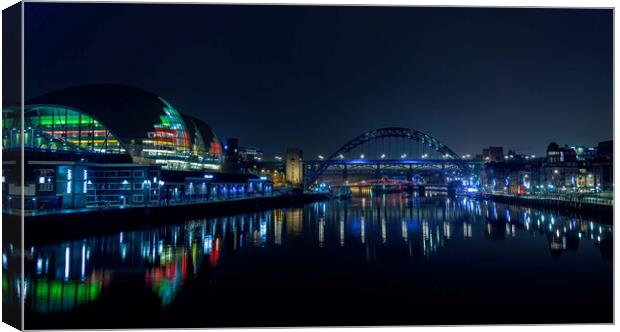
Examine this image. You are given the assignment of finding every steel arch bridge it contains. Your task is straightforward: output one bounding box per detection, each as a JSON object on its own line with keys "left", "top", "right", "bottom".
{"left": 304, "top": 127, "right": 475, "bottom": 187}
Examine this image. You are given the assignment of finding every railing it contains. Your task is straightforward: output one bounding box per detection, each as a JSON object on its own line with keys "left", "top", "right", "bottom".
{"left": 485, "top": 192, "right": 613, "bottom": 206}
{"left": 6, "top": 190, "right": 279, "bottom": 216}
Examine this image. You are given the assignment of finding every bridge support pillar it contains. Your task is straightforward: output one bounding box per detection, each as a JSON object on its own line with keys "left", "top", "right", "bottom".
{"left": 375, "top": 164, "right": 381, "bottom": 179}
{"left": 441, "top": 163, "right": 447, "bottom": 184}
{"left": 342, "top": 164, "right": 348, "bottom": 182}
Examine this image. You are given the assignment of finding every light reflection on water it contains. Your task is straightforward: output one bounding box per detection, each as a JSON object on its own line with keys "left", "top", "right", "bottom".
{"left": 9, "top": 195, "right": 613, "bottom": 317}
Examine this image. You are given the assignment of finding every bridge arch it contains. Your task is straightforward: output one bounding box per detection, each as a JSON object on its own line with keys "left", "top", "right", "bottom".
{"left": 305, "top": 127, "right": 464, "bottom": 186}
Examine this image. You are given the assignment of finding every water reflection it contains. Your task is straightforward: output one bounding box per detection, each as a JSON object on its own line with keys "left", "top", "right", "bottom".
{"left": 10, "top": 194, "right": 613, "bottom": 316}
{"left": 3, "top": 243, "right": 23, "bottom": 311}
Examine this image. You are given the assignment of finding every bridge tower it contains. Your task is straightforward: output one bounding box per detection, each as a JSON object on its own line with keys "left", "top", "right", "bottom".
{"left": 406, "top": 164, "right": 413, "bottom": 181}
{"left": 286, "top": 148, "right": 303, "bottom": 187}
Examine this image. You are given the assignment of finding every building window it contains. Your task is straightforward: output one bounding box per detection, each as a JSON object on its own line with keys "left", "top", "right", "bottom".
{"left": 24, "top": 106, "right": 125, "bottom": 154}
{"left": 37, "top": 169, "right": 54, "bottom": 192}
{"left": 133, "top": 194, "right": 144, "bottom": 203}
{"left": 133, "top": 183, "right": 143, "bottom": 190}
{"left": 118, "top": 171, "right": 131, "bottom": 177}
{"left": 134, "top": 170, "right": 144, "bottom": 177}
{"left": 141, "top": 98, "right": 191, "bottom": 169}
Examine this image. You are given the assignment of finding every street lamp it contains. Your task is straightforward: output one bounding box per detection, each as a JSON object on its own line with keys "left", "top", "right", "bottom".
{"left": 318, "top": 155, "right": 324, "bottom": 160}
{"left": 380, "top": 153, "right": 386, "bottom": 159}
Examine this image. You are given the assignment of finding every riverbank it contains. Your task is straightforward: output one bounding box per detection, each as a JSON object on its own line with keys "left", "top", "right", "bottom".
{"left": 17, "top": 193, "right": 330, "bottom": 244}
{"left": 481, "top": 193, "right": 613, "bottom": 222}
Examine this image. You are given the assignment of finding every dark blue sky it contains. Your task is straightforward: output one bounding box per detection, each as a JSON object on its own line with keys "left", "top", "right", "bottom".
{"left": 24, "top": 4, "right": 613, "bottom": 158}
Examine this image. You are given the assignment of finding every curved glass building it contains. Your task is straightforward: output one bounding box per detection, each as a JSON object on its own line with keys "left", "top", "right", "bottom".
{"left": 4, "top": 84, "right": 223, "bottom": 170}
{"left": 2, "top": 84, "right": 272, "bottom": 212}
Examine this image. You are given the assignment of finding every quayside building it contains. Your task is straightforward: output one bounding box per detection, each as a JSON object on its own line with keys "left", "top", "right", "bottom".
{"left": 2, "top": 84, "right": 272, "bottom": 212}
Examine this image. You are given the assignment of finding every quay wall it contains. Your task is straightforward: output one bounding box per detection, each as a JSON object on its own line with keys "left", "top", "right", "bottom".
{"left": 481, "top": 193, "right": 613, "bottom": 223}
{"left": 19, "top": 193, "right": 330, "bottom": 244}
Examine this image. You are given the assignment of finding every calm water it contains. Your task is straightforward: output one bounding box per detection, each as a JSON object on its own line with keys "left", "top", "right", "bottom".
{"left": 12, "top": 194, "right": 613, "bottom": 328}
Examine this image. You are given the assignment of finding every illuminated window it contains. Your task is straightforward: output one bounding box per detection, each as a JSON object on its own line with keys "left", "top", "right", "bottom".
{"left": 25, "top": 106, "right": 124, "bottom": 154}
{"left": 141, "top": 98, "right": 191, "bottom": 168}
{"left": 38, "top": 169, "right": 54, "bottom": 192}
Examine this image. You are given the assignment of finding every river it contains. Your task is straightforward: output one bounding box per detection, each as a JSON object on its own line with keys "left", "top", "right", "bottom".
{"left": 11, "top": 194, "right": 613, "bottom": 328}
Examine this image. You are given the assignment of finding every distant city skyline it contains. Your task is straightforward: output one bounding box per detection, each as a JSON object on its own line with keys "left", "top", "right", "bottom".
{"left": 23, "top": 4, "right": 613, "bottom": 158}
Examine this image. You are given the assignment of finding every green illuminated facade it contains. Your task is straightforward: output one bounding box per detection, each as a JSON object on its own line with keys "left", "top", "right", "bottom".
{"left": 25, "top": 105, "right": 125, "bottom": 154}
{"left": 4, "top": 84, "right": 224, "bottom": 171}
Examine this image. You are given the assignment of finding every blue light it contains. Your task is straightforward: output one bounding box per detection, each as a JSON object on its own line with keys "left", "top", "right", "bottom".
{"left": 67, "top": 169, "right": 72, "bottom": 194}
{"left": 204, "top": 235, "right": 213, "bottom": 254}
{"left": 36, "top": 258, "right": 43, "bottom": 274}
{"left": 83, "top": 170, "right": 88, "bottom": 193}
{"left": 64, "top": 247, "right": 70, "bottom": 281}
{"left": 204, "top": 174, "right": 214, "bottom": 179}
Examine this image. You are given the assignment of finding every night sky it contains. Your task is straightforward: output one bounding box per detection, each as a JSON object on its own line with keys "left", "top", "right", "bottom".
{"left": 24, "top": 4, "right": 613, "bottom": 159}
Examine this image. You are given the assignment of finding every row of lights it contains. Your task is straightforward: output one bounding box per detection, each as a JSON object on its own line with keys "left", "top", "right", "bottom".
{"left": 311, "top": 153, "right": 540, "bottom": 161}
{"left": 504, "top": 154, "right": 537, "bottom": 159}
{"left": 310, "top": 153, "right": 461, "bottom": 160}
{"left": 265, "top": 153, "right": 543, "bottom": 162}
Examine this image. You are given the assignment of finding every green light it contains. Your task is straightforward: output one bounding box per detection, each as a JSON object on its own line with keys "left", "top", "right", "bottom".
{"left": 62, "top": 282, "right": 76, "bottom": 311}
{"left": 35, "top": 280, "right": 49, "bottom": 300}
{"left": 159, "top": 115, "right": 171, "bottom": 126}
{"left": 76, "top": 285, "right": 86, "bottom": 305}
{"left": 49, "top": 280, "right": 62, "bottom": 300}
{"left": 89, "top": 282, "right": 101, "bottom": 300}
